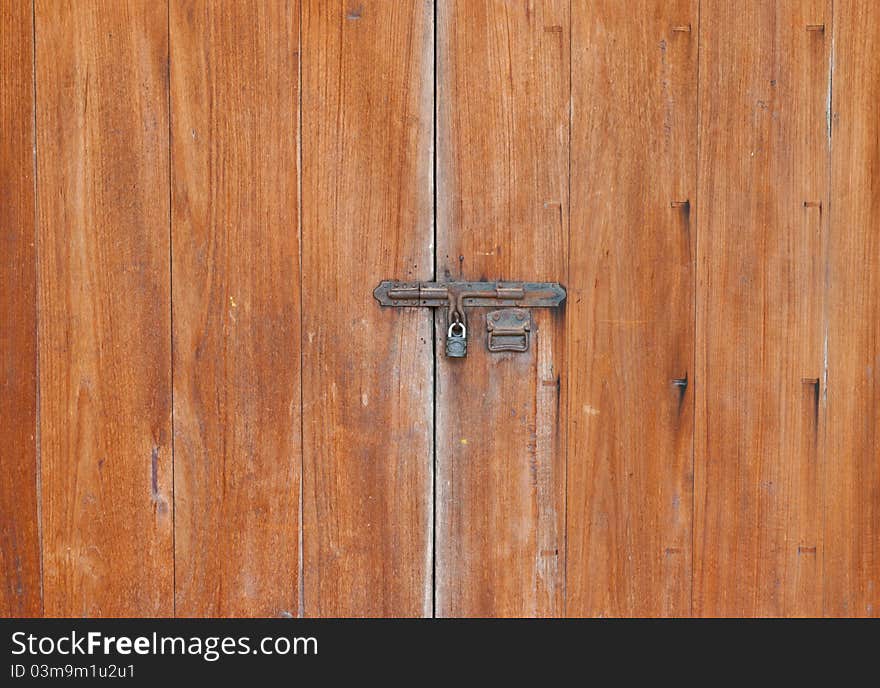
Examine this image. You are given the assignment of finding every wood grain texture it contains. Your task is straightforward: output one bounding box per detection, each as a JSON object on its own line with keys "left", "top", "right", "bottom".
{"left": 435, "top": 0, "right": 569, "bottom": 617}
{"left": 825, "top": 1, "right": 880, "bottom": 618}
{"left": 171, "top": 0, "right": 301, "bottom": 617}
{"left": 0, "top": 0, "right": 41, "bottom": 618}
{"left": 301, "top": 0, "right": 434, "bottom": 616}
{"left": 694, "top": 0, "right": 830, "bottom": 617}
{"left": 35, "top": 0, "right": 172, "bottom": 616}
{"left": 567, "top": 0, "right": 698, "bottom": 617}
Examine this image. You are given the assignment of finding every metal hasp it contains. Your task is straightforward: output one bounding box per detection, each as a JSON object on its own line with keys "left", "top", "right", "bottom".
{"left": 373, "top": 280, "right": 566, "bottom": 358}
{"left": 374, "top": 280, "right": 566, "bottom": 309}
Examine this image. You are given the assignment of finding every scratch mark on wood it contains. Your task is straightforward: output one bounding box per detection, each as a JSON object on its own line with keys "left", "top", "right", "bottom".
{"left": 150, "top": 446, "right": 159, "bottom": 502}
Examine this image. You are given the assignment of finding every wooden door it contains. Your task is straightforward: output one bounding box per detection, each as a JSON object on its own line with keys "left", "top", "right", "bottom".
{"left": 3, "top": 0, "right": 879, "bottom": 618}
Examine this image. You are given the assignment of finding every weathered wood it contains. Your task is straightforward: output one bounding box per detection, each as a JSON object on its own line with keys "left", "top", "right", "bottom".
{"left": 171, "top": 0, "right": 301, "bottom": 617}
{"left": 694, "top": 0, "right": 829, "bottom": 616}
{"left": 301, "top": 0, "right": 434, "bottom": 616}
{"left": 10, "top": 0, "right": 880, "bottom": 620}
{"left": 435, "top": 0, "right": 569, "bottom": 617}
{"left": 36, "top": 0, "right": 173, "bottom": 616}
{"left": 567, "top": 0, "right": 698, "bottom": 617}
{"left": 0, "top": 0, "right": 41, "bottom": 618}
{"left": 825, "top": 1, "right": 880, "bottom": 618}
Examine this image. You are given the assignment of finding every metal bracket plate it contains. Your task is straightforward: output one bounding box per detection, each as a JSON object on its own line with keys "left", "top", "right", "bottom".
{"left": 486, "top": 308, "right": 531, "bottom": 352}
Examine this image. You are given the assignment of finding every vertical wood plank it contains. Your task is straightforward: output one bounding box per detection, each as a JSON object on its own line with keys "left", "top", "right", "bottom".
{"left": 567, "top": 0, "right": 698, "bottom": 617}
{"left": 171, "top": 1, "right": 301, "bottom": 616}
{"left": 825, "top": 1, "right": 880, "bottom": 618}
{"left": 435, "top": 0, "right": 569, "bottom": 617}
{"left": 301, "top": 0, "right": 434, "bottom": 616}
{"left": 36, "top": 0, "right": 172, "bottom": 616}
{"left": 1, "top": 0, "right": 42, "bottom": 617}
{"left": 694, "top": 0, "right": 830, "bottom": 616}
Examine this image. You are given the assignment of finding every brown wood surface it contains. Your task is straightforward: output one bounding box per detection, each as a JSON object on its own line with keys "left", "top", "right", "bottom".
{"left": 300, "top": 0, "right": 434, "bottom": 616}
{"left": 566, "top": 0, "right": 698, "bottom": 617}
{"left": 825, "top": 1, "right": 880, "bottom": 618}
{"left": 171, "top": 0, "right": 301, "bottom": 617}
{"left": 35, "top": 0, "right": 173, "bottom": 616}
{"left": 1, "top": 0, "right": 41, "bottom": 618}
{"left": 694, "top": 0, "right": 830, "bottom": 616}
{"left": 435, "top": 0, "right": 569, "bottom": 617}
{"left": 5, "top": 1, "right": 880, "bottom": 619}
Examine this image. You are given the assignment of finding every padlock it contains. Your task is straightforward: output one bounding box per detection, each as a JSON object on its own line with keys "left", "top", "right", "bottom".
{"left": 446, "top": 320, "right": 467, "bottom": 358}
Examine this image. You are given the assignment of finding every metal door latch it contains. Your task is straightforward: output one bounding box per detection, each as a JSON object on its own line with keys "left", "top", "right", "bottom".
{"left": 373, "top": 280, "right": 565, "bottom": 358}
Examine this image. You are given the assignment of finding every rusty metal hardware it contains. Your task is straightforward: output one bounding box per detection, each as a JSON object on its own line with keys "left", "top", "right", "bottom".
{"left": 374, "top": 281, "right": 565, "bottom": 310}
{"left": 374, "top": 280, "right": 565, "bottom": 358}
{"left": 486, "top": 308, "right": 531, "bottom": 353}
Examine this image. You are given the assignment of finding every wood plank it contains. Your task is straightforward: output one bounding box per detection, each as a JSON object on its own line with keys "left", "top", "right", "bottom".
{"left": 694, "top": 0, "right": 830, "bottom": 616}
{"left": 0, "top": 0, "right": 41, "bottom": 618}
{"left": 301, "top": 0, "right": 434, "bottom": 616}
{"left": 567, "top": 0, "right": 698, "bottom": 617}
{"left": 435, "top": 0, "right": 569, "bottom": 617}
{"left": 171, "top": 1, "right": 301, "bottom": 617}
{"left": 825, "top": 1, "right": 880, "bottom": 618}
{"left": 35, "top": 0, "right": 172, "bottom": 616}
